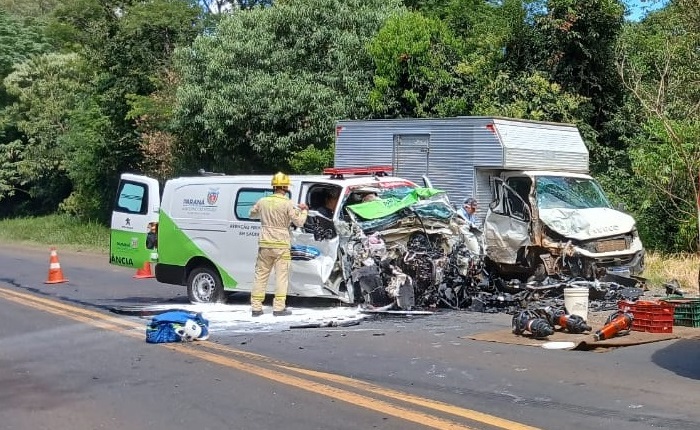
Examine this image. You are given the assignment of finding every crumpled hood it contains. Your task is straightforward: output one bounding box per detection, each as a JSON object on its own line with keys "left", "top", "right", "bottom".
{"left": 539, "top": 207, "right": 636, "bottom": 240}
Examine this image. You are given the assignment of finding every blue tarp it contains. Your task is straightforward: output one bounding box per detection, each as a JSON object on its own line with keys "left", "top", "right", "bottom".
{"left": 146, "top": 310, "right": 210, "bottom": 343}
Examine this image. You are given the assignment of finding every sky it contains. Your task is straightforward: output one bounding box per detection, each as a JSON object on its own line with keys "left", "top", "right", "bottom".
{"left": 626, "top": 0, "right": 669, "bottom": 21}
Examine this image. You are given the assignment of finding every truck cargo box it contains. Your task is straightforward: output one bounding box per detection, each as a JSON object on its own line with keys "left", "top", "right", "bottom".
{"left": 334, "top": 116, "right": 589, "bottom": 206}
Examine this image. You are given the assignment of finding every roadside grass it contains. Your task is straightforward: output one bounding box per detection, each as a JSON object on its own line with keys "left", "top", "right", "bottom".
{"left": 644, "top": 252, "right": 700, "bottom": 295}
{"left": 0, "top": 215, "right": 698, "bottom": 292}
{"left": 0, "top": 214, "right": 109, "bottom": 254}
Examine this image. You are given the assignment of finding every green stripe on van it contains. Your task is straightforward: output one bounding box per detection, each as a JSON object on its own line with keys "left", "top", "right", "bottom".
{"left": 158, "top": 211, "right": 238, "bottom": 289}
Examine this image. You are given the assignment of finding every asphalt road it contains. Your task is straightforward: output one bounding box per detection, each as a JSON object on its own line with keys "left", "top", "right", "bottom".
{"left": 1, "top": 243, "right": 699, "bottom": 430}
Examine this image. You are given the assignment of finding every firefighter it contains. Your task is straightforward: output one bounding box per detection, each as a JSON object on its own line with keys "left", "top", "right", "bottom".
{"left": 249, "top": 172, "right": 308, "bottom": 317}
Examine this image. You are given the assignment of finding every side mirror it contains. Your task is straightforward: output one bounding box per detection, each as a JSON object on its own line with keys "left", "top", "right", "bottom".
{"left": 616, "top": 202, "right": 627, "bottom": 212}
{"left": 422, "top": 175, "right": 433, "bottom": 189}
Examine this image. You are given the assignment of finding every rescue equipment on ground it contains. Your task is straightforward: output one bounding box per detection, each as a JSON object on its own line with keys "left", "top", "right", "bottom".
{"left": 593, "top": 311, "right": 633, "bottom": 341}
{"left": 540, "top": 307, "right": 592, "bottom": 333}
{"left": 512, "top": 310, "right": 554, "bottom": 339}
{"left": 146, "top": 310, "right": 209, "bottom": 343}
{"left": 45, "top": 247, "right": 68, "bottom": 284}
{"left": 176, "top": 319, "right": 203, "bottom": 341}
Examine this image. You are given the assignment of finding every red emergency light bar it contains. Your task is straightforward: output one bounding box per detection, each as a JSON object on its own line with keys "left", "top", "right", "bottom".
{"left": 323, "top": 165, "right": 394, "bottom": 179}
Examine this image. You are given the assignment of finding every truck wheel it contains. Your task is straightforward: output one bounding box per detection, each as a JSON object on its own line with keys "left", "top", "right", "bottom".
{"left": 187, "top": 267, "right": 224, "bottom": 303}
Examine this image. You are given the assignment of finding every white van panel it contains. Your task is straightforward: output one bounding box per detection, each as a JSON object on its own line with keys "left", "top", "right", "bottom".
{"left": 168, "top": 183, "right": 233, "bottom": 222}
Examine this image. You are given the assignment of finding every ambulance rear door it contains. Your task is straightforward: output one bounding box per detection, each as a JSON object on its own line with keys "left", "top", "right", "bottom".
{"left": 110, "top": 174, "right": 160, "bottom": 268}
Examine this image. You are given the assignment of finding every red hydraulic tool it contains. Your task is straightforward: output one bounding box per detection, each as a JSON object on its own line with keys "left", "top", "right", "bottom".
{"left": 549, "top": 308, "right": 592, "bottom": 334}
{"left": 594, "top": 311, "right": 634, "bottom": 341}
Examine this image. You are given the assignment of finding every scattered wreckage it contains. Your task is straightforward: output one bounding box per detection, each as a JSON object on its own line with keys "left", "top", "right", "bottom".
{"left": 311, "top": 187, "right": 645, "bottom": 315}
{"left": 314, "top": 188, "right": 485, "bottom": 311}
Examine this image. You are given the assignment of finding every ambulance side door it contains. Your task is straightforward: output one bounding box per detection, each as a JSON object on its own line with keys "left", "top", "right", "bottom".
{"left": 110, "top": 174, "right": 160, "bottom": 268}
{"left": 229, "top": 185, "right": 272, "bottom": 290}
{"left": 289, "top": 182, "right": 341, "bottom": 295}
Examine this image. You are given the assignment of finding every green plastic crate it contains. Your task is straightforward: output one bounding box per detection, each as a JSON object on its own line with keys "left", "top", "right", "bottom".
{"left": 662, "top": 298, "right": 700, "bottom": 328}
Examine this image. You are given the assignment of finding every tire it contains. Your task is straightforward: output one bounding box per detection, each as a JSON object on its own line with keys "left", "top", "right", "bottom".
{"left": 187, "top": 266, "right": 224, "bottom": 304}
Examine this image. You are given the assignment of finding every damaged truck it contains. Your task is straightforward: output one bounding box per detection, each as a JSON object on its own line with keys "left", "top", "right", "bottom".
{"left": 334, "top": 116, "right": 645, "bottom": 282}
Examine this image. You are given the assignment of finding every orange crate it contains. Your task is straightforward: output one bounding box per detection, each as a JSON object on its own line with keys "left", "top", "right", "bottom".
{"left": 618, "top": 300, "right": 675, "bottom": 333}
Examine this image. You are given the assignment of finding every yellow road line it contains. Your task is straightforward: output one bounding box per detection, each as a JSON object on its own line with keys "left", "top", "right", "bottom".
{"left": 202, "top": 350, "right": 537, "bottom": 430}
{"left": 0, "top": 285, "right": 542, "bottom": 430}
{"left": 280, "top": 365, "right": 541, "bottom": 430}
{"left": 173, "top": 346, "right": 474, "bottom": 430}
{"left": 0, "top": 287, "right": 473, "bottom": 430}
{"left": 0, "top": 287, "right": 142, "bottom": 330}
{"left": 0, "top": 290, "right": 134, "bottom": 334}
{"left": 202, "top": 341, "right": 541, "bottom": 430}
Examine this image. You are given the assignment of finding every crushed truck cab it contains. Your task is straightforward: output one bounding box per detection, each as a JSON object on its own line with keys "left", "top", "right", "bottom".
{"left": 486, "top": 171, "right": 644, "bottom": 280}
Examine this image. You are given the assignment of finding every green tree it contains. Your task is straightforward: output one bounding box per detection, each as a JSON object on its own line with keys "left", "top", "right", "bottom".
{"left": 502, "top": 1, "right": 627, "bottom": 182}
{"left": 288, "top": 144, "right": 335, "bottom": 175}
{"left": 504, "top": 0, "right": 626, "bottom": 125}
{"left": 0, "top": 10, "right": 50, "bottom": 208}
{"left": 27, "top": 0, "right": 207, "bottom": 219}
{"left": 174, "top": 0, "right": 403, "bottom": 175}
{"left": 121, "top": 0, "right": 207, "bottom": 180}
{"left": 58, "top": 97, "right": 113, "bottom": 219}
{"left": 0, "top": 0, "right": 61, "bottom": 22}
{"left": 474, "top": 71, "right": 585, "bottom": 122}
{"left": 617, "top": 0, "right": 700, "bottom": 252}
{"left": 1, "top": 53, "right": 90, "bottom": 211}
{"left": 368, "top": 11, "right": 466, "bottom": 118}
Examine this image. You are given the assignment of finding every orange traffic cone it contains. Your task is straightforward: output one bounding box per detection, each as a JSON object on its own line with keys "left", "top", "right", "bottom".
{"left": 45, "top": 247, "right": 68, "bottom": 284}
{"left": 133, "top": 261, "right": 154, "bottom": 279}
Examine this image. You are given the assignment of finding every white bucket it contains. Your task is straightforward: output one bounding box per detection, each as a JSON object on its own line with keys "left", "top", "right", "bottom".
{"left": 563, "top": 287, "right": 590, "bottom": 321}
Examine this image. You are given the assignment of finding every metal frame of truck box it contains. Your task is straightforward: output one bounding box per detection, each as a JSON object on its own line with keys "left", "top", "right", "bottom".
{"left": 334, "top": 116, "right": 588, "bottom": 220}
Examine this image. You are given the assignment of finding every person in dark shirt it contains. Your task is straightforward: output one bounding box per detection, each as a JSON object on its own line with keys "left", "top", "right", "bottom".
{"left": 314, "top": 188, "right": 340, "bottom": 219}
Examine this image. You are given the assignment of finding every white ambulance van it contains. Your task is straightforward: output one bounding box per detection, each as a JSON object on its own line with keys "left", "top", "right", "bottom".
{"left": 110, "top": 167, "right": 421, "bottom": 303}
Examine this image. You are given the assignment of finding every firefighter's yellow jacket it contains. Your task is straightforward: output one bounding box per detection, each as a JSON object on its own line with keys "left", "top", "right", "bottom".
{"left": 249, "top": 194, "right": 308, "bottom": 248}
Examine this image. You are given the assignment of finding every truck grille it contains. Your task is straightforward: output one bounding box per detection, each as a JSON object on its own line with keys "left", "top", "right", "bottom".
{"left": 596, "top": 238, "right": 628, "bottom": 253}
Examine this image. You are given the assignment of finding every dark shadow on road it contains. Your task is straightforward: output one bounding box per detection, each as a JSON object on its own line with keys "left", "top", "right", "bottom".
{"left": 651, "top": 339, "right": 700, "bottom": 380}
{"left": 105, "top": 296, "right": 189, "bottom": 304}
{"left": 105, "top": 296, "right": 190, "bottom": 305}
{"left": 226, "top": 292, "right": 350, "bottom": 309}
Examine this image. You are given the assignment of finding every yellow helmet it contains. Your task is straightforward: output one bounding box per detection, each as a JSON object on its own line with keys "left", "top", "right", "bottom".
{"left": 271, "top": 172, "right": 291, "bottom": 187}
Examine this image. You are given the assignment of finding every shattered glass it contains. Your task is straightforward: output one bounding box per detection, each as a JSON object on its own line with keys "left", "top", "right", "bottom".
{"left": 536, "top": 176, "right": 611, "bottom": 210}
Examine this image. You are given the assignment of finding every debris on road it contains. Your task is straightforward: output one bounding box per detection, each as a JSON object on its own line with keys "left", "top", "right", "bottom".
{"left": 146, "top": 310, "right": 210, "bottom": 343}
{"left": 290, "top": 320, "right": 361, "bottom": 329}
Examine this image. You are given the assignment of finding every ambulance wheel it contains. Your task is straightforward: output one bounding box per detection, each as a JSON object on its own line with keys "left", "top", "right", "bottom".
{"left": 187, "top": 267, "right": 224, "bottom": 303}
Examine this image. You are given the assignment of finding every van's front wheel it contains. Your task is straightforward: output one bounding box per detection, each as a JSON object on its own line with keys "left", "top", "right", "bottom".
{"left": 187, "top": 267, "right": 224, "bottom": 303}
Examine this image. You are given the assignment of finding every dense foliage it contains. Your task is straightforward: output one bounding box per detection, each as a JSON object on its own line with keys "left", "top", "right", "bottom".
{"left": 0, "top": 0, "right": 697, "bottom": 252}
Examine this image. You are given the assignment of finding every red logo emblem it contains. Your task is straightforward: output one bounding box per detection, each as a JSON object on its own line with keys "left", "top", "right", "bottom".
{"left": 207, "top": 190, "right": 219, "bottom": 205}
